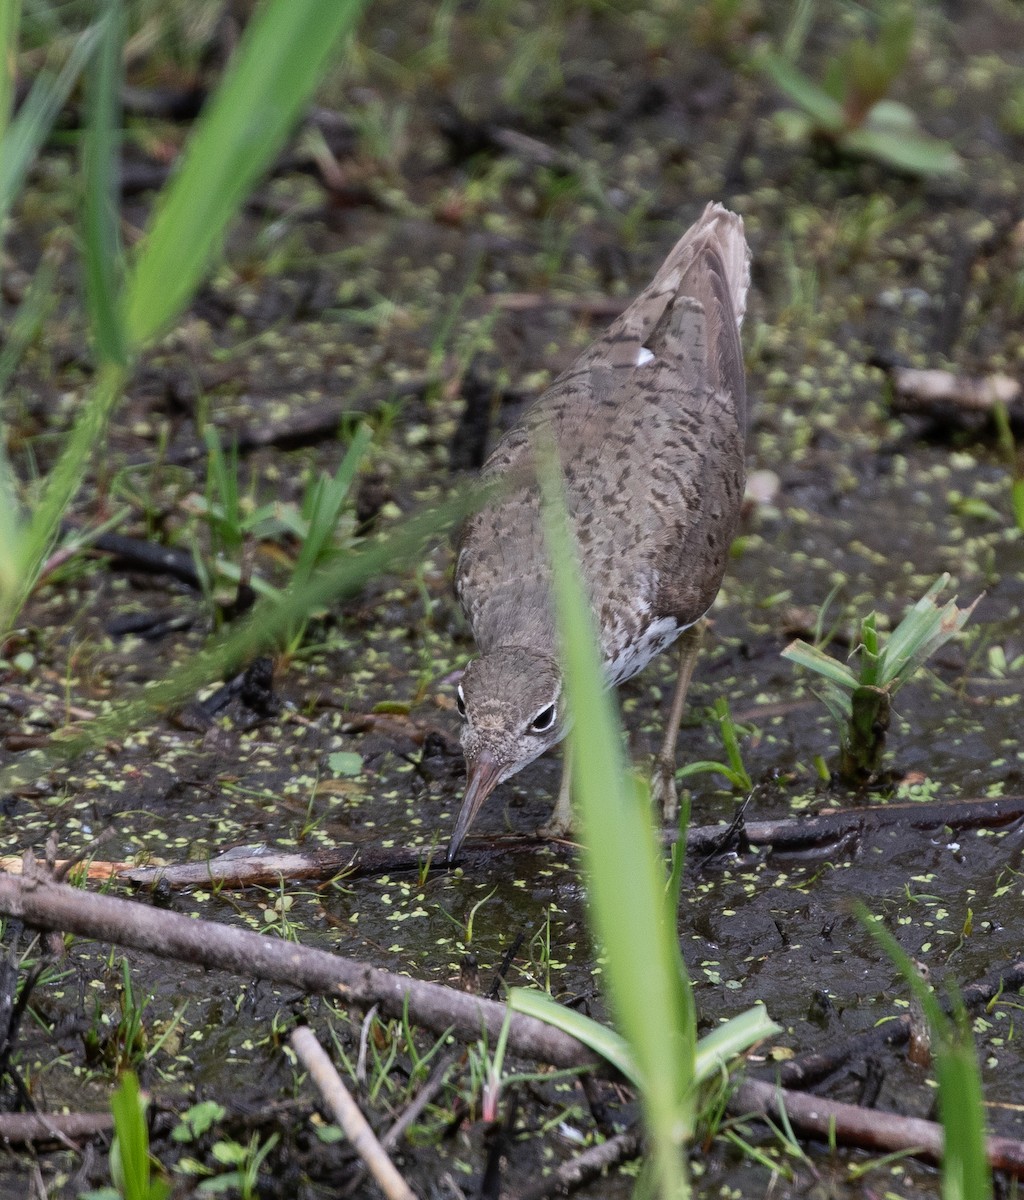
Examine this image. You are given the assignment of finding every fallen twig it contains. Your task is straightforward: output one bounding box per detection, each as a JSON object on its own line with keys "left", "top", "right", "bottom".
{"left": 776, "top": 956, "right": 1024, "bottom": 1090}
{"left": 0, "top": 1111, "right": 113, "bottom": 1144}
{"left": 0, "top": 864, "right": 599, "bottom": 1072}
{"left": 342, "top": 1048, "right": 459, "bottom": 1198}
{"left": 731, "top": 1077, "right": 1024, "bottom": 1175}
{"left": 887, "top": 366, "right": 1020, "bottom": 414}
{"left": 105, "top": 792, "right": 1024, "bottom": 888}
{"left": 512, "top": 1127, "right": 642, "bottom": 1200}
{"left": 290, "top": 1026, "right": 418, "bottom": 1200}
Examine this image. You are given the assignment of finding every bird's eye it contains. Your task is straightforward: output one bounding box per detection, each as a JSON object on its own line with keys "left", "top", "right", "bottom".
{"left": 456, "top": 686, "right": 467, "bottom": 719}
{"left": 530, "top": 704, "right": 556, "bottom": 733}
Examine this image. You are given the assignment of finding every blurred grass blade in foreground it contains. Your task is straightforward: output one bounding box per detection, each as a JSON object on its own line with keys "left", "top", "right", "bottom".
{"left": 0, "top": 483, "right": 486, "bottom": 795}
{"left": 0, "top": 18, "right": 103, "bottom": 229}
{"left": 122, "top": 0, "right": 367, "bottom": 347}
{"left": 0, "top": 0, "right": 367, "bottom": 638}
{"left": 0, "top": 1, "right": 20, "bottom": 146}
{"left": 536, "top": 441, "right": 695, "bottom": 1198}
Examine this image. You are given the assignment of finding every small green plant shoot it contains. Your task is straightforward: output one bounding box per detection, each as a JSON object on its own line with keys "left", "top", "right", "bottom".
{"left": 782, "top": 574, "right": 980, "bottom": 783}
{"left": 759, "top": 7, "right": 960, "bottom": 177}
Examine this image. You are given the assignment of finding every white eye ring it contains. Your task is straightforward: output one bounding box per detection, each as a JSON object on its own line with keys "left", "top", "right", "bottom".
{"left": 530, "top": 704, "right": 556, "bottom": 733}
{"left": 456, "top": 684, "right": 467, "bottom": 719}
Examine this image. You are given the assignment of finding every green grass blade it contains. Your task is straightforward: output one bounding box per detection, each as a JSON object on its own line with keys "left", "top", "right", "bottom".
{"left": 858, "top": 907, "right": 992, "bottom": 1200}
{"left": 293, "top": 423, "right": 372, "bottom": 580}
{"left": 0, "top": 1, "right": 20, "bottom": 149}
{"left": 879, "top": 575, "right": 950, "bottom": 677}
{"left": 109, "top": 1072, "right": 154, "bottom": 1200}
{"left": 713, "top": 698, "right": 752, "bottom": 790}
{"left": 0, "top": 20, "right": 103, "bottom": 226}
{"left": 122, "top": 0, "right": 367, "bottom": 348}
{"left": 0, "top": 360, "right": 128, "bottom": 636}
{"left": 676, "top": 760, "right": 749, "bottom": 789}
{"left": 81, "top": 0, "right": 126, "bottom": 364}
{"left": 0, "top": 250, "right": 57, "bottom": 393}
{"left": 537, "top": 443, "right": 694, "bottom": 1199}
{"left": 0, "top": 440, "right": 25, "bottom": 599}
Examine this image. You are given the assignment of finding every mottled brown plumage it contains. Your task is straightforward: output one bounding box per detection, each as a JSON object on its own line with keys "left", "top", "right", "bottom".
{"left": 448, "top": 203, "right": 750, "bottom": 861}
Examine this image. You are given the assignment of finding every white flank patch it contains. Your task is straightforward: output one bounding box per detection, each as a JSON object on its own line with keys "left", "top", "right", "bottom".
{"left": 636, "top": 346, "right": 655, "bottom": 366}
{"left": 605, "top": 616, "right": 687, "bottom": 686}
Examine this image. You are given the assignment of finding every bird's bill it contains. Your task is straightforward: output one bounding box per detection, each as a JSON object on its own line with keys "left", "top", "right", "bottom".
{"left": 446, "top": 751, "right": 503, "bottom": 864}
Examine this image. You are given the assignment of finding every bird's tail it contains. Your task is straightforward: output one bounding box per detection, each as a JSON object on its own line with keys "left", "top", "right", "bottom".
{"left": 650, "top": 201, "right": 750, "bottom": 331}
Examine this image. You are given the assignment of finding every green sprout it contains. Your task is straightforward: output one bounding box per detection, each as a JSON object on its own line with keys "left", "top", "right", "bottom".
{"left": 80, "top": 1072, "right": 170, "bottom": 1200}
{"left": 782, "top": 574, "right": 981, "bottom": 784}
{"left": 759, "top": 7, "right": 960, "bottom": 177}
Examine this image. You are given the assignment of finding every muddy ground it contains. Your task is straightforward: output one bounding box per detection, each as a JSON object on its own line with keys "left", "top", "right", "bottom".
{"left": 4, "top": 1, "right": 1024, "bottom": 1196}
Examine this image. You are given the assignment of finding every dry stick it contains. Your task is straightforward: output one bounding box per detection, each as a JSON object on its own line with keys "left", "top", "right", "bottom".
{"left": 342, "top": 1046, "right": 459, "bottom": 1199}
{"left": 0, "top": 868, "right": 598, "bottom": 1073}
{"left": 512, "top": 1127, "right": 643, "bottom": 1200}
{"left": 381, "top": 1052, "right": 457, "bottom": 1153}
{"left": 0, "top": 1112, "right": 113, "bottom": 1144}
{"left": 731, "top": 1078, "right": 1024, "bottom": 1175}
{"left": 290, "top": 1026, "right": 419, "bottom": 1200}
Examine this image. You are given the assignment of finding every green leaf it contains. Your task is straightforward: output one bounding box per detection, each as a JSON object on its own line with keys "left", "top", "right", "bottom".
{"left": 843, "top": 124, "right": 961, "bottom": 177}
{"left": 781, "top": 639, "right": 858, "bottom": 690}
{"left": 123, "top": 0, "right": 367, "bottom": 347}
{"left": 758, "top": 51, "right": 846, "bottom": 132}
{"left": 511, "top": 987, "right": 779, "bottom": 1091}
{"left": 676, "top": 759, "right": 749, "bottom": 790}
{"left": 509, "top": 988, "right": 640, "bottom": 1086}
{"left": 211, "top": 1140, "right": 248, "bottom": 1166}
{"left": 879, "top": 575, "right": 980, "bottom": 691}
{"left": 198, "top": 1174, "right": 244, "bottom": 1194}
{"left": 328, "top": 751, "right": 363, "bottom": 777}
{"left": 694, "top": 1005, "right": 780, "bottom": 1084}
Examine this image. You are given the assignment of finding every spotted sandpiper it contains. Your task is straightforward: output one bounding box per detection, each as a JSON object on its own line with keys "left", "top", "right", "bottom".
{"left": 447, "top": 203, "right": 750, "bottom": 862}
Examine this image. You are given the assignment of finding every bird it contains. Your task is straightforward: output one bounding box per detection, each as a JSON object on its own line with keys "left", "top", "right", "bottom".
{"left": 447, "top": 202, "right": 750, "bottom": 863}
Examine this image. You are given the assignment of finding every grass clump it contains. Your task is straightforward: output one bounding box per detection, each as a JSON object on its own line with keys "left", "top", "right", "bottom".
{"left": 0, "top": 0, "right": 368, "bottom": 639}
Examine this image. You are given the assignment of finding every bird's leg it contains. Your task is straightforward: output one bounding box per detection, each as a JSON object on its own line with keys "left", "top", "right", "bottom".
{"left": 650, "top": 621, "right": 704, "bottom": 823}
{"left": 541, "top": 753, "right": 574, "bottom": 838}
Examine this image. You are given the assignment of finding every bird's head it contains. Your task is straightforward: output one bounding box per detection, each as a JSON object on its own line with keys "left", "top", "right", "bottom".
{"left": 446, "top": 646, "right": 567, "bottom": 862}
